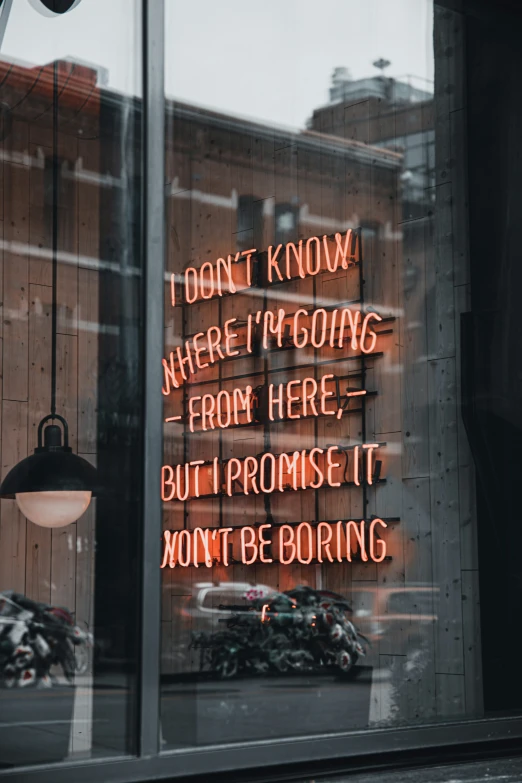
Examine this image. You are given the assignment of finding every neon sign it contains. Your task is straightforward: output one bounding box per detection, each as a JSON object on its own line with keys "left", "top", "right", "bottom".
{"left": 161, "top": 228, "right": 394, "bottom": 569}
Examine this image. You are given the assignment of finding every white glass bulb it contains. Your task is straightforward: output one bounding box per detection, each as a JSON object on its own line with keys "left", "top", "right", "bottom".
{"left": 15, "top": 490, "right": 92, "bottom": 528}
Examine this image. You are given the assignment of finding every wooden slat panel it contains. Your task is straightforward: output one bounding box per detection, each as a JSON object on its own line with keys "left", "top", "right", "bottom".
{"left": 0, "top": 400, "right": 27, "bottom": 593}
{"left": 25, "top": 283, "right": 53, "bottom": 603}
{"left": 56, "top": 135, "right": 79, "bottom": 336}
{"left": 402, "top": 477, "right": 437, "bottom": 718}
{"left": 436, "top": 672, "right": 465, "bottom": 718}
{"left": 461, "top": 569, "right": 483, "bottom": 716}
{"left": 55, "top": 332, "right": 78, "bottom": 451}
{"left": 454, "top": 284, "right": 478, "bottom": 571}
{"left": 75, "top": 455, "right": 96, "bottom": 633}
{"left": 3, "top": 121, "right": 30, "bottom": 402}
{"left": 51, "top": 524, "right": 76, "bottom": 611}
{"left": 402, "top": 218, "right": 430, "bottom": 478}
{"left": 77, "top": 267, "right": 98, "bottom": 454}
{"left": 450, "top": 109, "right": 470, "bottom": 287}
{"left": 428, "top": 357, "right": 463, "bottom": 675}
{"left": 51, "top": 332, "right": 79, "bottom": 612}
{"left": 426, "top": 183, "right": 455, "bottom": 360}
{"left": 28, "top": 141, "right": 52, "bottom": 287}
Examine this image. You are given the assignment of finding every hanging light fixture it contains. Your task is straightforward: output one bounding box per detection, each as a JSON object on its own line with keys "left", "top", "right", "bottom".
{"left": 0, "top": 60, "right": 100, "bottom": 527}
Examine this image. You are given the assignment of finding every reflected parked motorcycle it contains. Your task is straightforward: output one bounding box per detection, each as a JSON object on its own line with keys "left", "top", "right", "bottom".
{"left": 191, "top": 585, "right": 368, "bottom": 680}
{"left": 0, "top": 590, "right": 92, "bottom": 688}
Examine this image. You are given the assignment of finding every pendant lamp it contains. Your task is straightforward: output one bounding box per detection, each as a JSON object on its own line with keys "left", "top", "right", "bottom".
{"left": 0, "top": 61, "right": 100, "bottom": 527}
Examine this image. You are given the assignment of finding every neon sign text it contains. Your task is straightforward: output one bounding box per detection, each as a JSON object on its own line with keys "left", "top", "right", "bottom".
{"left": 161, "top": 443, "right": 381, "bottom": 502}
{"left": 160, "top": 518, "right": 387, "bottom": 568}
{"left": 169, "top": 230, "right": 359, "bottom": 307}
{"left": 161, "top": 307, "right": 382, "bottom": 395}
{"left": 165, "top": 373, "right": 367, "bottom": 430}
{"left": 267, "top": 230, "right": 358, "bottom": 283}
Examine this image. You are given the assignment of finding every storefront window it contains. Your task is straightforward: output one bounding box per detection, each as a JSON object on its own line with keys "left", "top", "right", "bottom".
{"left": 0, "top": 0, "right": 143, "bottom": 767}
{"left": 160, "top": 0, "right": 483, "bottom": 747}
{"left": 1, "top": 0, "right": 522, "bottom": 778}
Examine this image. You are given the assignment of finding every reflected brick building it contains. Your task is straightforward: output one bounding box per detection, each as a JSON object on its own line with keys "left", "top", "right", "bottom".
{"left": 310, "top": 69, "right": 434, "bottom": 220}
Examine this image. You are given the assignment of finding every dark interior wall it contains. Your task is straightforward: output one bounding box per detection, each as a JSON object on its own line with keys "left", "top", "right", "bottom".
{"left": 465, "top": 0, "right": 522, "bottom": 712}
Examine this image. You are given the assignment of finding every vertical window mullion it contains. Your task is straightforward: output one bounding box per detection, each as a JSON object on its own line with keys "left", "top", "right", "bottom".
{"left": 139, "top": 0, "right": 165, "bottom": 758}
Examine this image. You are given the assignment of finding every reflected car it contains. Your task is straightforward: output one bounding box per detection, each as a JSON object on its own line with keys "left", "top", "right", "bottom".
{"left": 351, "top": 584, "right": 438, "bottom": 656}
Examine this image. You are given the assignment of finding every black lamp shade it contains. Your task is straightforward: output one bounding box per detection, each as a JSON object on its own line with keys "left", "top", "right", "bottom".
{"left": 0, "top": 415, "right": 101, "bottom": 498}
{"left": 0, "top": 450, "right": 100, "bottom": 498}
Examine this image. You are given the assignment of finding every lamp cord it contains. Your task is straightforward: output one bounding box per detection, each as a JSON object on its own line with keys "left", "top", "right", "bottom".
{"left": 51, "top": 60, "right": 58, "bottom": 418}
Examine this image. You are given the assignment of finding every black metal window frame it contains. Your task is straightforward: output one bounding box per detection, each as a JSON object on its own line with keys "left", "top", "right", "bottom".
{"left": 2, "top": 0, "right": 522, "bottom": 781}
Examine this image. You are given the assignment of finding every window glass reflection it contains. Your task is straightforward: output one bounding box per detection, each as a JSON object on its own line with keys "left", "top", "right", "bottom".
{"left": 0, "top": 0, "right": 143, "bottom": 768}
{"left": 161, "top": 0, "right": 484, "bottom": 748}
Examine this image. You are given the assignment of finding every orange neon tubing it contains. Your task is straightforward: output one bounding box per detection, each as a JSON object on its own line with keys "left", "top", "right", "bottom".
{"left": 308, "top": 447, "right": 324, "bottom": 489}
{"left": 175, "top": 464, "right": 190, "bottom": 502}
{"left": 161, "top": 466, "right": 176, "bottom": 502}
{"left": 194, "top": 527, "right": 213, "bottom": 567}
{"left": 233, "top": 385, "right": 253, "bottom": 424}
{"left": 279, "top": 524, "right": 296, "bottom": 564}
{"left": 177, "top": 530, "right": 191, "bottom": 567}
{"left": 317, "top": 522, "right": 334, "bottom": 563}
{"left": 191, "top": 460, "right": 205, "bottom": 498}
{"left": 188, "top": 395, "right": 201, "bottom": 433}
{"left": 326, "top": 446, "right": 341, "bottom": 487}
{"left": 292, "top": 308, "right": 309, "bottom": 348}
{"left": 287, "top": 380, "right": 301, "bottom": 419}
{"left": 224, "top": 318, "right": 240, "bottom": 357}
{"left": 226, "top": 458, "right": 242, "bottom": 496}
{"left": 241, "top": 526, "right": 258, "bottom": 565}
{"left": 346, "top": 520, "right": 368, "bottom": 562}
{"left": 363, "top": 443, "right": 379, "bottom": 485}
{"left": 243, "top": 456, "right": 260, "bottom": 495}
{"left": 286, "top": 240, "right": 305, "bottom": 279}
{"left": 258, "top": 524, "right": 273, "bottom": 563}
{"left": 320, "top": 373, "right": 335, "bottom": 415}
{"left": 306, "top": 235, "right": 321, "bottom": 276}
{"left": 259, "top": 453, "right": 276, "bottom": 493}
{"left": 268, "top": 244, "right": 284, "bottom": 282}
{"left": 207, "top": 325, "right": 225, "bottom": 364}
{"left": 200, "top": 261, "right": 215, "bottom": 300}
{"left": 193, "top": 332, "right": 209, "bottom": 370}
{"left": 296, "top": 522, "right": 313, "bottom": 564}
{"left": 241, "top": 248, "right": 256, "bottom": 287}
{"left": 161, "top": 530, "right": 178, "bottom": 568}
{"left": 370, "top": 518, "right": 387, "bottom": 562}
{"left": 279, "top": 451, "right": 300, "bottom": 491}
{"left": 217, "top": 255, "right": 237, "bottom": 295}
{"left": 311, "top": 308, "right": 327, "bottom": 348}
{"left": 162, "top": 353, "right": 179, "bottom": 395}
{"left": 216, "top": 390, "right": 232, "bottom": 429}
{"left": 201, "top": 393, "right": 215, "bottom": 431}
{"left": 185, "top": 267, "right": 198, "bottom": 304}
{"left": 360, "top": 312, "right": 383, "bottom": 354}
{"left": 302, "top": 377, "right": 318, "bottom": 416}
{"left": 322, "top": 234, "right": 338, "bottom": 273}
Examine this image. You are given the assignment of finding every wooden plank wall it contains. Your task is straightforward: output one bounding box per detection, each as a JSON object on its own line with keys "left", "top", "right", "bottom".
{"left": 161, "top": 5, "right": 482, "bottom": 729}
{"left": 0, "top": 114, "right": 99, "bottom": 671}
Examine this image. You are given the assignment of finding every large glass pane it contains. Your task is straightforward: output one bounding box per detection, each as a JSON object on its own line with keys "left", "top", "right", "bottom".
{"left": 160, "top": 0, "right": 487, "bottom": 748}
{"left": 0, "top": 0, "right": 143, "bottom": 768}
